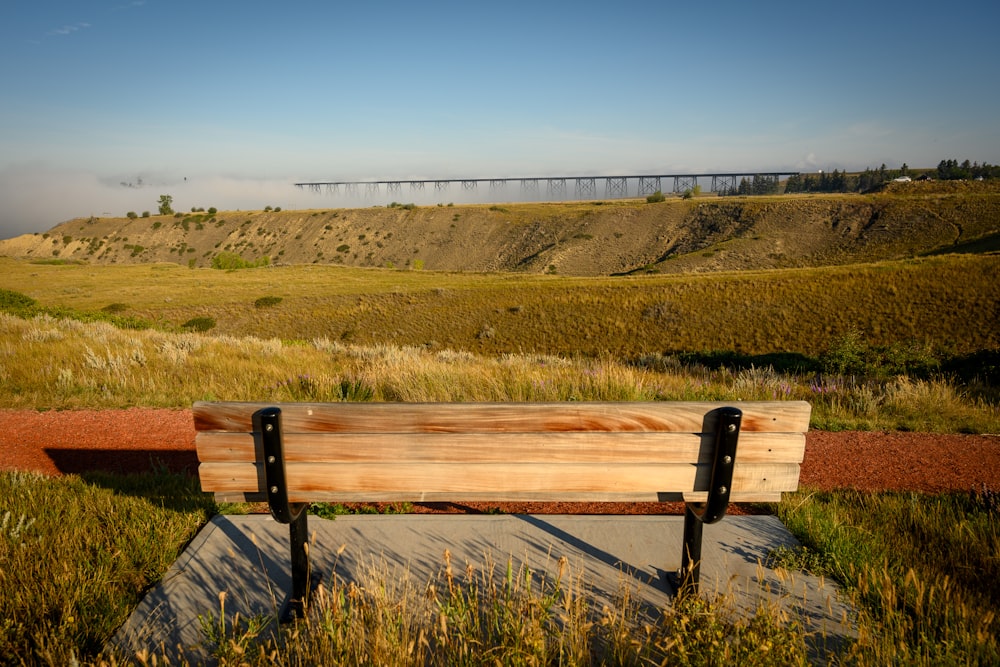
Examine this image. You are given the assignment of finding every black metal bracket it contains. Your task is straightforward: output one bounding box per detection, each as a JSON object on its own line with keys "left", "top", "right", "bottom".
{"left": 254, "top": 407, "right": 311, "bottom": 619}
{"left": 678, "top": 406, "right": 742, "bottom": 595}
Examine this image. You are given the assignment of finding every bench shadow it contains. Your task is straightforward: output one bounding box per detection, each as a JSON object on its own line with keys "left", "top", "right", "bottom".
{"left": 43, "top": 447, "right": 199, "bottom": 476}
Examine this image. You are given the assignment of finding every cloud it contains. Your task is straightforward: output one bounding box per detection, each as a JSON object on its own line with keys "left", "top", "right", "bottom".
{"left": 47, "top": 22, "right": 91, "bottom": 36}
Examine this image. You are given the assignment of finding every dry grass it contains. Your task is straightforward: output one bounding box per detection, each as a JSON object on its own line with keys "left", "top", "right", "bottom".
{"left": 1, "top": 313, "right": 996, "bottom": 432}
{"left": 1, "top": 253, "right": 997, "bottom": 359}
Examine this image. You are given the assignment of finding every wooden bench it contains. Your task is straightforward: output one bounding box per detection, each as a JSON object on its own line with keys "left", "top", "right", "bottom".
{"left": 194, "top": 400, "right": 810, "bottom": 617}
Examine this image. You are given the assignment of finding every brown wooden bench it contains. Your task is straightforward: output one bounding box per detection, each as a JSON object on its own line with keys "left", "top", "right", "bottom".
{"left": 194, "top": 400, "right": 810, "bottom": 617}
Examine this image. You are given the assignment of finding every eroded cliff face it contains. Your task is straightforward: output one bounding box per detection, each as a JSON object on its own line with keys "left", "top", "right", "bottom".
{"left": 3, "top": 181, "right": 998, "bottom": 276}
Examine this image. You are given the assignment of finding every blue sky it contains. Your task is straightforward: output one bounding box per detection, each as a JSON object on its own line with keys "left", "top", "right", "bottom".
{"left": 1, "top": 0, "right": 998, "bottom": 236}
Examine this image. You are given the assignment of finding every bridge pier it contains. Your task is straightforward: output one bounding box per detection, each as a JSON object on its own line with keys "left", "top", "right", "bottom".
{"left": 638, "top": 176, "right": 661, "bottom": 196}
{"left": 605, "top": 177, "right": 628, "bottom": 198}
{"left": 673, "top": 175, "right": 698, "bottom": 193}
{"left": 547, "top": 178, "right": 566, "bottom": 199}
{"left": 711, "top": 175, "right": 737, "bottom": 193}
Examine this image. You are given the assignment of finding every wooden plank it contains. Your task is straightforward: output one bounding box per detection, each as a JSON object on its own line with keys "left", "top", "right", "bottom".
{"left": 211, "top": 490, "right": 785, "bottom": 503}
{"left": 193, "top": 401, "right": 811, "bottom": 434}
{"left": 198, "top": 461, "right": 800, "bottom": 500}
{"left": 195, "top": 431, "right": 805, "bottom": 465}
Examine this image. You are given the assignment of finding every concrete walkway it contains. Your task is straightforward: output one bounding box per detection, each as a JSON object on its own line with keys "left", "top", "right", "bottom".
{"left": 111, "top": 514, "right": 854, "bottom": 662}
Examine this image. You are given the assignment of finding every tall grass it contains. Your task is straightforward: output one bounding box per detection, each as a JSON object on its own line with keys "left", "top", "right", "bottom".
{"left": 775, "top": 488, "right": 1000, "bottom": 665}
{"left": 1, "top": 313, "right": 997, "bottom": 432}
{"left": 195, "top": 553, "right": 810, "bottom": 667}
{"left": 0, "top": 470, "right": 213, "bottom": 666}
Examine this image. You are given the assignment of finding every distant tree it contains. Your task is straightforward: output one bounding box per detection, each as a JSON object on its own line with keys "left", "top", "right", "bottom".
{"left": 207, "top": 207, "right": 217, "bottom": 215}
{"left": 141, "top": 211, "right": 150, "bottom": 218}
{"left": 157, "top": 195, "right": 174, "bottom": 216}
{"left": 126, "top": 211, "right": 138, "bottom": 219}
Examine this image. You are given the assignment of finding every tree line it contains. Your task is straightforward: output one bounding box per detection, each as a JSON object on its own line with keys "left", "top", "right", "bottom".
{"left": 783, "top": 159, "right": 999, "bottom": 194}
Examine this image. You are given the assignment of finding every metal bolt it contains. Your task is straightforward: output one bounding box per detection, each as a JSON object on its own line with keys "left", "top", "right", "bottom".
{"left": 718, "top": 486, "right": 728, "bottom": 495}
{"left": 267, "top": 456, "right": 276, "bottom": 464}
{"left": 270, "top": 486, "right": 278, "bottom": 494}
{"left": 265, "top": 424, "right": 274, "bottom": 432}
{"left": 723, "top": 455, "right": 732, "bottom": 465}
{"left": 727, "top": 423, "right": 737, "bottom": 433}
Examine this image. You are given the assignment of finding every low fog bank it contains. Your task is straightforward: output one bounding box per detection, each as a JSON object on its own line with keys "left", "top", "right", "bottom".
{"left": 0, "top": 166, "right": 560, "bottom": 240}
{"left": 0, "top": 166, "right": 336, "bottom": 240}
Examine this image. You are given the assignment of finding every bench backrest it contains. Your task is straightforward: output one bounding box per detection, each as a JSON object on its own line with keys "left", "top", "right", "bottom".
{"left": 195, "top": 401, "right": 810, "bottom": 505}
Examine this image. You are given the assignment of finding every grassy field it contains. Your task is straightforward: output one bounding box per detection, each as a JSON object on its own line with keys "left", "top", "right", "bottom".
{"left": 1, "top": 253, "right": 998, "bottom": 358}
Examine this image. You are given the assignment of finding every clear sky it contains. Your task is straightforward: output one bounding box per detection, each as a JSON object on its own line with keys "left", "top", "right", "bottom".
{"left": 1, "top": 0, "right": 998, "bottom": 237}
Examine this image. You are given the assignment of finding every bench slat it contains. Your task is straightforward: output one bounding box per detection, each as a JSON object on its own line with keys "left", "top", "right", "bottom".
{"left": 195, "top": 431, "right": 805, "bottom": 464}
{"left": 193, "top": 401, "right": 811, "bottom": 434}
{"left": 198, "top": 461, "right": 800, "bottom": 501}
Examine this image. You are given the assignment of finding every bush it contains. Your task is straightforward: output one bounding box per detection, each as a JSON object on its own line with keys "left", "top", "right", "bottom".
{"left": 180, "top": 316, "right": 216, "bottom": 332}
{"left": 126, "top": 211, "right": 138, "bottom": 219}
{"left": 254, "top": 295, "right": 283, "bottom": 309}
{"left": 210, "top": 252, "right": 270, "bottom": 270}
{"left": 141, "top": 211, "right": 150, "bottom": 218}
{"left": 207, "top": 207, "right": 217, "bottom": 215}
{"left": 0, "top": 289, "right": 37, "bottom": 315}
{"left": 646, "top": 190, "right": 666, "bottom": 203}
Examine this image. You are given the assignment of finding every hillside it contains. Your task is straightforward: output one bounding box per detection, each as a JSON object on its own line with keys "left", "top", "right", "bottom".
{"left": 1, "top": 180, "right": 999, "bottom": 276}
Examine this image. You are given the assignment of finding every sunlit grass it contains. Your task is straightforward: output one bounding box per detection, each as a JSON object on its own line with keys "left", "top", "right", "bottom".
{"left": 775, "top": 487, "right": 1000, "bottom": 665}
{"left": 1, "top": 313, "right": 997, "bottom": 432}
{"left": 1, "top": 253, "right": 997, "bottom": 358}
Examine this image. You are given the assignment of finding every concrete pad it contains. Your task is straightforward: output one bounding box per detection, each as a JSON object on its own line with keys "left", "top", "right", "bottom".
{"left": 110, "top": 514, "right": 854, "bottom": 662}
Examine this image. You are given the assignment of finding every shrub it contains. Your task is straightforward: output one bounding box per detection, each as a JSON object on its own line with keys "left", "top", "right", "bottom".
{"left": 180, "top": 316, "right": 216, "bottom": 332}
{"left": 101, "top": 303, "right": 129, "bottom": 314}
{"left": 141, "top": 211, "right": 150, "bottom": 218}
{"left": 254, "top": 295, "right": 283, "bottom": 309}
{"left": 207, "top": 207, "right": 217, "bottom": 215}
{"left": 647, "top": 190, "right": 666, "bottom": 203}
{"left": 0, "top": 289, "right": 37, "bottom": 314}
{"left": 210, "top": 252, "right": 270, "bottom": 270}
{"left": 126, "top": 211, "right": 138, "bottom": 219}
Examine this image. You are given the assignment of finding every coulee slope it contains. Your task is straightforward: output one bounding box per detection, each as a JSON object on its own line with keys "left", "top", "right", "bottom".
{"left": 1, "top": 180, "right": 998, "bottom": 276}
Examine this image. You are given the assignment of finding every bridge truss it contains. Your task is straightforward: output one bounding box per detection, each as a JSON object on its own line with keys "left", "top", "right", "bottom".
{"left": 296, "top": 172, "right": 798, "bottom": 202}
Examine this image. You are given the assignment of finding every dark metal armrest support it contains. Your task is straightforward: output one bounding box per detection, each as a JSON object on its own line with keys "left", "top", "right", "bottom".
{"left": 679, "top": 406, "right": 742, "bottom": 595}
{"left": 255, "top": 407, "right": 311, "bottom": 619}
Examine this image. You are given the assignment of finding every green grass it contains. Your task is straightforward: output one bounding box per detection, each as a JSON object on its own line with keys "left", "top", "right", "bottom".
{"left": 774, "top": 487, "right": 1000, "bottom": 665}
{"left": 0, "top": 470, "right": 213, "bottom": 665}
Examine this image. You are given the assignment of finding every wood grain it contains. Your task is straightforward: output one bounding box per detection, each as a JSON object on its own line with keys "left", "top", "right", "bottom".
{"left": 194, "top": 400, "right": 810, "bottom": 505}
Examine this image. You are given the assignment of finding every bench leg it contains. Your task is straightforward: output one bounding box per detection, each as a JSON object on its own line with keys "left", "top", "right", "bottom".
{"left": 287, "top": 511, "right": 309, "bottom": 620}
{"left": 680, "top": 504, "right": 703, "bottom": 595}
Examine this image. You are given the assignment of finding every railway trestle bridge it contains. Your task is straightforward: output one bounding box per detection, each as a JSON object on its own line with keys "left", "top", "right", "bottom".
{"left": 294, "top": 172, "right": 799, "bottom": 201}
